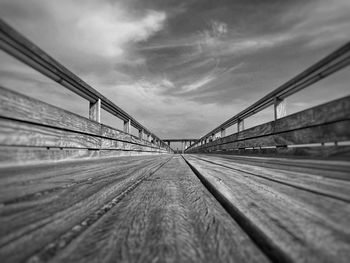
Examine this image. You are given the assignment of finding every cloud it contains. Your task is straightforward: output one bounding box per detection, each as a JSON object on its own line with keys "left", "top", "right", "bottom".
{"left": 181, "top": 75, "right": 215, "bottom": 92}
{"left": 74, "top": 8, "right": 166, "bottom": 57}
{"left": 0, "top": 0, "right": 166, "bottom": 71}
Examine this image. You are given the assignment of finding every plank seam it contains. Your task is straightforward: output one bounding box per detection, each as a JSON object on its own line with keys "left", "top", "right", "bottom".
{"left": 182, "top": 155, "right": 294, "bottom": 263}
{"left": 190, "top": 155, "right": 350, "bottom": 203}
{"left": 25, "top": 156, "right": 173, "bottom": 263}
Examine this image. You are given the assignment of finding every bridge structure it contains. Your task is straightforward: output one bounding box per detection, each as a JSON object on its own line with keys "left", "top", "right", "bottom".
{"left": 0, "top": 20, "right": 350, "bottom": 263}
{"left": 162, "top": 139, "right": 198, "bottom": 153}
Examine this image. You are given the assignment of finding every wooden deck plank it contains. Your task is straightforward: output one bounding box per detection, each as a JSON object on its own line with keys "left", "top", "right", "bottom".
{"left": 184, "top": 154, "right": 350, "bottom": 263}
{"left": 194, "top": 154, "right": 350, "bottom": 180}
{"left": 188, "top": 155, "right": 350, "bottom": 201}
{"left": 43, "top": 155, "right": 270, "bottom": 263}
{"left": 0, "top": 155, "right": 171, "bottom": 263}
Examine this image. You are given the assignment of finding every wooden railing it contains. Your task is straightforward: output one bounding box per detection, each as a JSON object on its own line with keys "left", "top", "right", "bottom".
{"left": 0, "top": 19, "right": 171, "bottom": 152}
{"left": 0, "top": 20, "right": 172, "bottom": 166}
{"left": 187, "top": 42, "right": 350, "bottom": 158}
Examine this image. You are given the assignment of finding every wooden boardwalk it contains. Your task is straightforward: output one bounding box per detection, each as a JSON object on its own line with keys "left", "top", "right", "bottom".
{"left": 1, "top": 20, "right": 350, "bottom": 262}
{"left": 1, "top": 154, "right": 349, "bottom": 262}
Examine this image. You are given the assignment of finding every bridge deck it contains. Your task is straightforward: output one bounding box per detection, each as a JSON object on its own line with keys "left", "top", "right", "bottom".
{"left": 1, "top": 155, "right": 349, "bottom": 263}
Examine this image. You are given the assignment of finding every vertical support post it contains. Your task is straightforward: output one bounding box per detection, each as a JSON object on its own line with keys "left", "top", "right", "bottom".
{"left": 238, "top": 119, "right": 244, "bottom": 132}
{"left": 148, "top": 134, "right": 151, "bottom": 142}
{"left": 221, "top": 128, "right": 226, "bottom": 138}
{"left": 182, "top": 141, "right": 185, "bottom": 154}
{"left": 138, "top": 129, "right": 144, "bottom": 140}
{"left": 167, "top": 141, "right": 170, "bottom": 146}
{"left": 274, "top": 97, "right": 287, "bottom": 120}
{"left": 124, "top": 119, "right": 131, "bottom": 133}
{"left": 89, "top": 99, "right": 101, "bottom": 123}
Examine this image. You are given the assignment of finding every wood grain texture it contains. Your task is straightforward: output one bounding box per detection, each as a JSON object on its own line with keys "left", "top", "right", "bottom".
{"left": 197, "top": 145, "right": 350, "bottom": 160}
{"left": 194, "top": 153, "right": 350, "bottom": 180}
{"left": 46, "top": 156, "right": 269, "bottom": 263}
{"left": 0, "top": 147, "right": 167, "bottom": 167}
{"left": 184, "top": 154, "right": 350, "bottom": 263}
{"left": 0, "top": 155, "right": 172, "bottom": 262}
{"left": 0, "top": 118, "right": 101, "bottom": 149}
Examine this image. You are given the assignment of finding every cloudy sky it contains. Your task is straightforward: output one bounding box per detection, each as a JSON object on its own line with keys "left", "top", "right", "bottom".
{"left": 0, "top": 0, "right": 349, "bottom": 142}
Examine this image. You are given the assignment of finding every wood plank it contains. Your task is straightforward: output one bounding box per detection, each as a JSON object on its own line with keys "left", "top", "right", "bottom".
{"left": 0, "top": 147, "right": 99, "bottom": 167}
{"left": 0, "top": 86, "right": 101, "bottom": 135}
{"left": 0, "top": 155, "right": 171, "bottom": 263}
{"left": 189, "top": 154, "right": 350, "bottom": 200}
{"left": 196, "top": 153, "right": 350, "bottom": 180}
{"left": 40, "top": 156, "right": 269, "bottom": 263}
{"left": 0, "top": 146, "right": 166, "bottom": 167}
{"left": 184, "top": 155, "right": 350, "bottom": 263}
{"left": 0, "top": 118, "right": 101, "bottom": 149}
{"left": 208, "top": 145, "right": 350, "bottom": 160}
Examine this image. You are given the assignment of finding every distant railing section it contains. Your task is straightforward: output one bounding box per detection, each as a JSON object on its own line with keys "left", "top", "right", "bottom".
{"left": 0, "top": 19, "right": 172, "bottom": 153}
{"left": 187, "top": 41, "right": 350, "bottom": 156}
{"left": 163, "top": 139, "right": 198, "bottom": 154}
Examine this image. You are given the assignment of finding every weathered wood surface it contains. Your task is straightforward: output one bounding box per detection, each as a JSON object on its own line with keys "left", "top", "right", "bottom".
{"left": 195, "top": 153, "right": 350, "bottom": 180}
{"left": 0, "top": 155, "right": 272, "bottom": 263}
{"left": 184, "top": 154, "right": 350, "bottom": 263}
{"left": 187, "top": 96, "right": 350, "bottom": 158}
{"left": 0, "top": 155, "right": 172, "bottom": 262}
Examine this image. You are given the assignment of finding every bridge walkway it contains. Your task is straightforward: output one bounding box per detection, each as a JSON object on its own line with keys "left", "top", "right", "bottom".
{"left": 1, "top": 154, "right": 349, "bottom": 263}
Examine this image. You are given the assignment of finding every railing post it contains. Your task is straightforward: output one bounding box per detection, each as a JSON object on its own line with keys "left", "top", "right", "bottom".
{"left": 124, "top": 119, "right": 131, "bottom": 134}
{"left": 89, "top": 99, "right": 101, "bottom": 123}
{"left": 238, "top": 118, "right": 244, "bottom": 132}
{"left": 221, "top": 128, "right": 226, "bottom": 138}
{"left": 138, "top": 129, "right": 144, "bottom": 141}
{"left": 274, "top": 97, "right": 287, "bottom": 120}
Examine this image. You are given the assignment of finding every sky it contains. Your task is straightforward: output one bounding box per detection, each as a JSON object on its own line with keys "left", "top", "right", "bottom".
{"left": 0, "top": 0, "right": 349, "bottom": 143}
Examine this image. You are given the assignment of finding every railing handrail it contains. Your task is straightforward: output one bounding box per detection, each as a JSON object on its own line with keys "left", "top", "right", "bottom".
{"left": 0, "top": 19, "right": 171, "bottom": 151}
{"left": 188, "top": 41, "right": 350, "bottom": 150}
